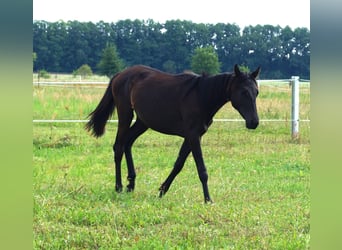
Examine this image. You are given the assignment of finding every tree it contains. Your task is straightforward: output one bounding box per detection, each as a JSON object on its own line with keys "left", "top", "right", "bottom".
{"left": 97, "top": 43, "right": 124, "bottom": 78}
{"left": 33, "top": 52, "right": 37, "bottom": 70}
{"left": 33, "top": 20, "right": 310, "bottom": 78}
{"left": 162, "top": 60, "right": 177, "bottom": 73}
{"left": 38, "top": 69, "right": 50, "bottom": 79}
{"left": 191, "top": 46, "right": 221, "bottom": 75}
{"left": 73, "top": 64, "right": 93, "bottom": 79}
{"left": 239, "top": 64, "right": 250, "bottom": 73}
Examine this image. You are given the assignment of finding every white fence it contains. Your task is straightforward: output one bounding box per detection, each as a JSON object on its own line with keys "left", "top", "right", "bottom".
{"left": 33, "top": 78, "right": 310, "bottom": 137}
{"left": 32, "top": 79, "right": 311, "bottom": 87}
{"left": 32, "top": 118, "right": 310, "bottom": 123}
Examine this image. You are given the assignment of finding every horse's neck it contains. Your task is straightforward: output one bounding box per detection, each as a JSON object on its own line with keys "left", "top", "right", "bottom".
{"left": 199, "top": 74, "right": 231, "bottom": 120}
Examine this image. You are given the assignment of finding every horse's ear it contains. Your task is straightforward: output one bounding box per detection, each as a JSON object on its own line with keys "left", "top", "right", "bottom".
{"left": 251, "top": 66, "right": 261, "bottom": 79}
{"left": 234, "top": 64, "right": 241, "bottom": 76}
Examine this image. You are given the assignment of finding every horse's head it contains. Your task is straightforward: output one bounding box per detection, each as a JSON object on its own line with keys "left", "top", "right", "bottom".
{"left": 229, "top": 64, "right": 261, "bottom": 129}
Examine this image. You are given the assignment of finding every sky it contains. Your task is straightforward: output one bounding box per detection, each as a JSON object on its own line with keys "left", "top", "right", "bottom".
{"left": 33, "top": 0, "right": 310, "bottom": 30}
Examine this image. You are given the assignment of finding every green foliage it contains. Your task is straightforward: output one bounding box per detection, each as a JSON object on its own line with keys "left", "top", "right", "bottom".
{"left": 97, "top": 43, "right": 124, "bottom": 78}
{"left": 162, "top": 60, "right": 177, "bottom": 73}
{"left": 33, "top": 52, "right": 37, "bottom": 63}
{"left": 238, "top": 64, "right": 250, "bottom": 73}
{"left": 191, "top": 46, "right": 221, "bottom": 75}
{"left": 33, "top": 52, "right": 37, "bottom": 70}
{"left": 33, "top": 20, "right": 310, "bottom": 78}
{"left": 38, "top": 69, "right": 50, "bottom": 79}
{"left": 73, "top": 64, "right": 93, "bottom": 79}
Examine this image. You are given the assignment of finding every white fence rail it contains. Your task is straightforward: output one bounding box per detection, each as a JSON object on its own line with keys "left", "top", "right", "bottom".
{"left": 33, "top": 78, "right": 310, "bottom": 137}
{"left": 33, "top": 79, "right": 311, "bottom": 87}
{"left": 32, "top": 119, "right": 310, "bottom": 123}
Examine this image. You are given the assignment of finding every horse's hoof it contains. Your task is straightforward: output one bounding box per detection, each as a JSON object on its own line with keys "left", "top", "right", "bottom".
{"left": 126, "top": 185, "right": 134, "bottom": 192}
{"left": 159, "top": 186, "right": 164, "bottom": 198}
{"left": 158, "top": 190, "right": 164, "bottom": 198}
{"left": 204, "top": 198, "right": 213, "bottom": 204}
{"left": 115, "top": 186, "right": 123, "bottom": 193}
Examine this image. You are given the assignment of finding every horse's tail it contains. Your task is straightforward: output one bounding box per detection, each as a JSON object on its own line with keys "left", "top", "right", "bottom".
{"left": 85, "top": 74, "right": 118, "bottom": 137}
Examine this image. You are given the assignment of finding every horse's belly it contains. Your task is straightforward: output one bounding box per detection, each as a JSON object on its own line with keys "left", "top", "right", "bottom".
{"left": 135, "top": 108, "right": 184, "bottom": 136}
{"left": 149, "top": 122, "right": 184, "bottom": 136}
{"left": 131, "top": 84, "right": 187, "bottom": 136}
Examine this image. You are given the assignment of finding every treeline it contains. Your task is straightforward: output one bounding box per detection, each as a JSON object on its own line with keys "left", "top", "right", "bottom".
{"left": 33, "top": 19, "right": 310, "bottom": 79}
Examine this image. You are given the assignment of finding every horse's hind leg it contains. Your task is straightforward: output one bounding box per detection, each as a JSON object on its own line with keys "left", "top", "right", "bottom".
{"left": 124, "top": 118, "right": 148, "bottom": 192}
{"left": 113, "top": 135, "right": 125, "bottom": 192}
{"left": 113, "top": 108, "right": 134, "bottom": 193}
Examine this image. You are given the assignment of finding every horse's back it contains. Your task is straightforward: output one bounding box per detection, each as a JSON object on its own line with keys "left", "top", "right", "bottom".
{"left": 113, "top": 65, "right": 197, "bottom": 99}
{"left": 128, "top": 66, "right": 198, "bottom": 107}
{"left": 112, "top": 65, "right": 199, "bottom": 136}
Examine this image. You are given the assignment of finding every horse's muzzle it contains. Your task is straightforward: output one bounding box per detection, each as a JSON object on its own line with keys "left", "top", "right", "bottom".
{"left": 246, "top": 120, "right": 259, "bottom": 129}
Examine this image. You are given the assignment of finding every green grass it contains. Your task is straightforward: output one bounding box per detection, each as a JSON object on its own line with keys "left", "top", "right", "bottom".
{"left": 33, "top": 82, "right": 310, "bottom": 249}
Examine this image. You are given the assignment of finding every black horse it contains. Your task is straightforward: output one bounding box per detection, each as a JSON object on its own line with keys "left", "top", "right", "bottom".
{"left": 86, "top": 64, "right": 260, "bottom": 203}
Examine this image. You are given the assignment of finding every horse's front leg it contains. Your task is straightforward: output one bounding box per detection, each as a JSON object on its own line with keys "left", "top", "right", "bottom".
{"left": 188, "top": 135, "right": 212, "bottom": 203}
{"left": 159, "top": 140, "right": 191, "bottom": 197}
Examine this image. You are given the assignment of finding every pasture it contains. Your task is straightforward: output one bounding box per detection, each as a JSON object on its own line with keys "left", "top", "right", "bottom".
{"left": 33, "top": 79, "right": 310, "bottom": 249}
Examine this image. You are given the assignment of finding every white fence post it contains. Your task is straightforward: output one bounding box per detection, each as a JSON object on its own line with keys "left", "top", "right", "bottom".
{"left": 290, "top": 76, "right": 300, "bottom": 139}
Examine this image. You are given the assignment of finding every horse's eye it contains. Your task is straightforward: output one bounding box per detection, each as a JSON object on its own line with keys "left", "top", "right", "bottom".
{"left": 242, "top": 90, "right": 249, "bottom": 97}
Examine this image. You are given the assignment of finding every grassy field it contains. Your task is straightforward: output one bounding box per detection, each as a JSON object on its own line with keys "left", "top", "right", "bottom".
{"left": 33, "top": 80, "right": 310, "bottom": 249}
